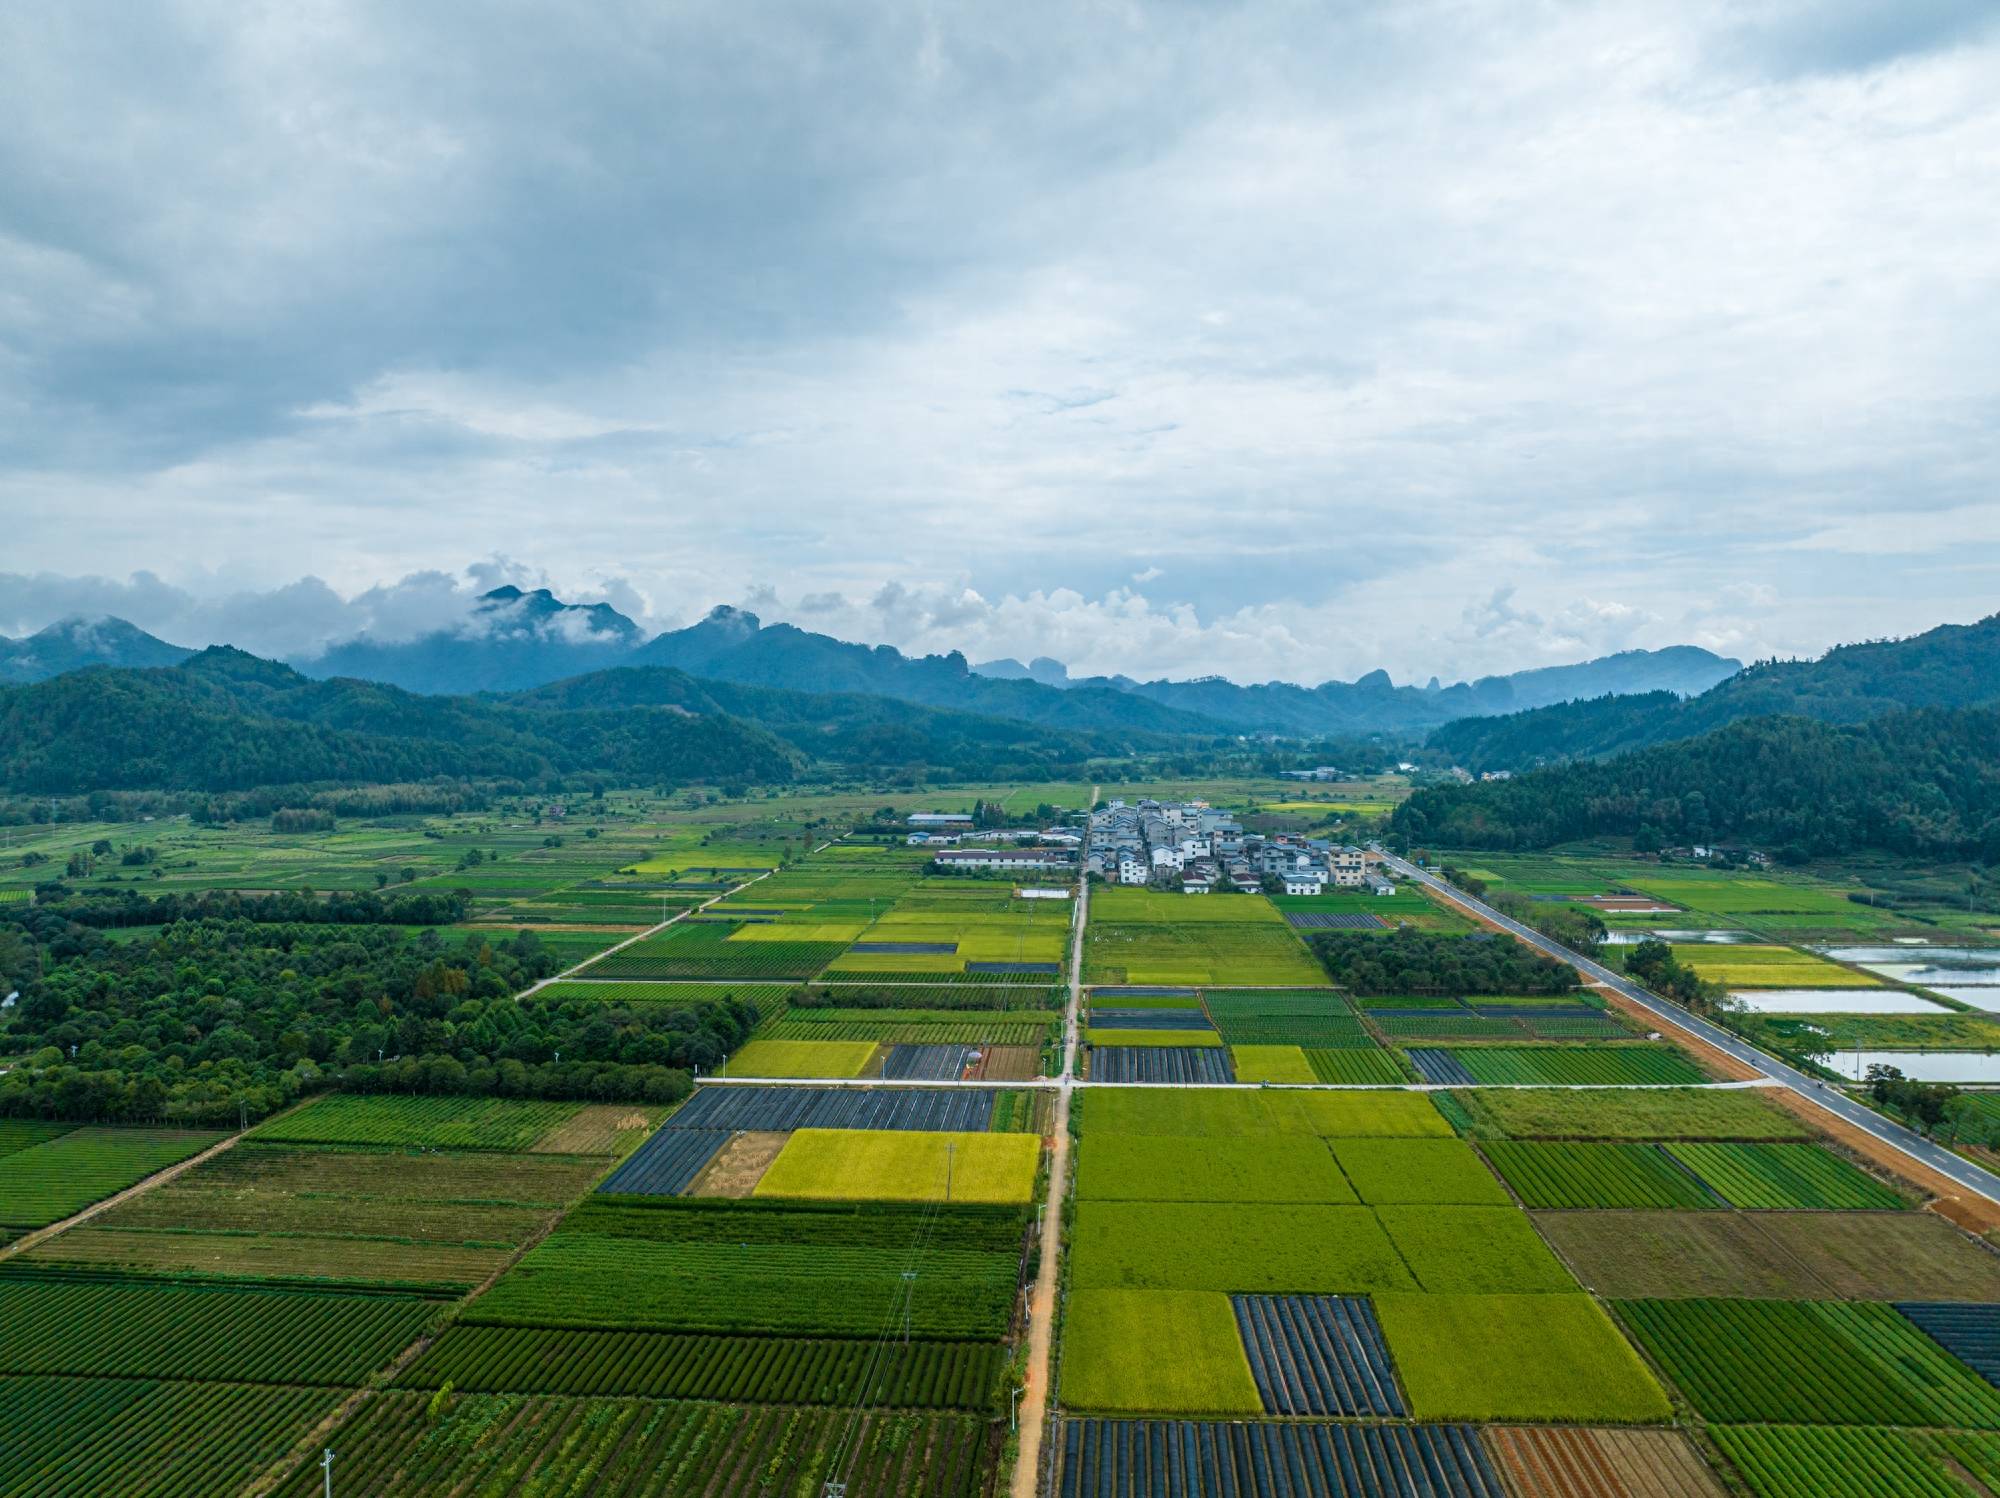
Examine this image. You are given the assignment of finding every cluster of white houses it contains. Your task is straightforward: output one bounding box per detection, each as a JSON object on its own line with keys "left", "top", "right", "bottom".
{"left": 1083, "top": 799, "right": 1396, "bottom": 896}
{"left": 906, "top": 812, "right": 1082, "bottom": 874}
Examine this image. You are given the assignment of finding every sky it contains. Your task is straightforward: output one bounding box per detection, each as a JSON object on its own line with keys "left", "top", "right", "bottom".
{"left": 2, "top": 0, "right": 1997, "bottom": 686}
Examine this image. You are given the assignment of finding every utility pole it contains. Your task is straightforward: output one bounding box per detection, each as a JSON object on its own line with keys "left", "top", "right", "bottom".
{"left": 321, "top": 1449, "right": 335, "bottom": 1498}
{"left": 945, "top": 1141, "right": 954, "bottom": 1203}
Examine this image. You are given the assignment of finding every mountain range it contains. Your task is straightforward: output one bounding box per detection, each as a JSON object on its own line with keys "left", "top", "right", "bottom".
{"left": 1428, "top": 612, "right": 2000, "bottom": 768}
{"left": 0, "top": 585, "right": 1742, "bottom": 739}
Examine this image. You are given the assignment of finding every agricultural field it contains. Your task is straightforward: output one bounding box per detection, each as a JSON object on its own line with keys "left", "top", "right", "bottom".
{"left": 249, "top": 1094, "right": 606, "bottom": 1151}
{"left": 754, "top": 1128, "right": 1039, "bottom": 1204}
{"left": 21, "top": 1139, "right": 609, "bottom": 1291}
{"left": 269, "top": 1393, "right": 992, "bottom": 1498}
{"left": 0, "top": 1126, "right": 225, "bottom": 1233}
{"left": 1082, "top": 888, "right": 1324, "bottom": 986}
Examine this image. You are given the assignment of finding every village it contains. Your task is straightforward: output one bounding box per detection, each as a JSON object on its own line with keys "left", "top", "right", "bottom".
{"left": 906, "top": 799, "right": 1401, "bottom": 895}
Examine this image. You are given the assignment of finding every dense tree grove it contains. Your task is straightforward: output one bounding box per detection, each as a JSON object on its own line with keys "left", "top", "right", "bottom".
{"left": 1309, "top": 928, "right": 1575, "bottom": 996}
{"left": 0, "top": 909, "right": 759, "bottom": 1123}
{"left": 1621, "top": 938, "right": 1723, "bottom": 1014}
{"left": 1396, "top": 707, "right": 2000, "bottom": 860}
{"left": 41, "top": 887, "right": 471, "bottom": 929}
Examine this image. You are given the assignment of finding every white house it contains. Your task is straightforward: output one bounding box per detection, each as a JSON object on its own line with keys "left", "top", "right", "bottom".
{"left": 1117, "top": 857, "right": 1150, "bottom": 885}
{"left": 1285, "top": 873, "right": 1327, "bottom": 896}
{"left": 933, "top": 847, "right": 1075, "bottom": 872}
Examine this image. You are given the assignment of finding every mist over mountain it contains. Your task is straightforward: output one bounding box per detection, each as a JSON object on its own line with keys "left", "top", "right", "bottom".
{"left": 0, "top": 616, "right": 192, "bottom": 683}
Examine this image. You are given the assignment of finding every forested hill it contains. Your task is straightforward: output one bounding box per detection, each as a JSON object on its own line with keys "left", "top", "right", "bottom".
{"left": 1429, "top": 611, "right": 2000, "bottom": 769}
{"left": 0, "top": 649, "right": 1155, "bottom": 794}
{"left": 1394, "top": 705, "right": 2000, "bottom": 860}
{"left": 0, "top": 653, "right": 804, "bottom": 793}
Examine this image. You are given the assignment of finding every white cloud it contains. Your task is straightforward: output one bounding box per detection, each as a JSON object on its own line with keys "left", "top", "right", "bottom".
{"left": 0, "top": 1, "right": 1995, "bottom": 678}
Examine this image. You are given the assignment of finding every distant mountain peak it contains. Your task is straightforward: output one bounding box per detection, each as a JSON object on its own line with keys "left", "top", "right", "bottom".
{"left": 0, "top": 614, "right": 192, "bottom": 683}
{"left": 473, "top": 585, "right": 640, "bottom": 643}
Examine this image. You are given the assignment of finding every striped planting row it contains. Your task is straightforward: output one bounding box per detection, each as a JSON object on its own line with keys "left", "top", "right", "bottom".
{"left": 596, "top": 1128, "right": 730, "bottom": 1195}
{"left": 1090, "top": 1047, "right": 1234, "bottom": 1084}
{"left": 1232, "top": 1295, "right": 1405, "bottom": 1416}
{"left": 665, "top": 1085, "right": 996, "bottom": 1133}
{"left": 1059, "top": 1420, "right": 1505, "bottom": 1498}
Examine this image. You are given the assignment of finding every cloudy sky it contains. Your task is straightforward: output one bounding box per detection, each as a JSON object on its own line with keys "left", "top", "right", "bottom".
{"left": 3, "top": 0, "right": 1997, "bottom": 685}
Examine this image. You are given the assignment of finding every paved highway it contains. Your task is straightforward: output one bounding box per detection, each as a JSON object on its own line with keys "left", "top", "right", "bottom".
{"left": 1380, "top": 850, "right": 2000, "bottom": 1205}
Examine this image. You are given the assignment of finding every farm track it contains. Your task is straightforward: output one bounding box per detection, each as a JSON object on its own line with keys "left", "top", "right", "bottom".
{"left": 513, "top": 847, "right": 812, "bottom": 1000}
{"left": 1011, "top": 786, "right": 1093, "bottom": 1498}
{"left": 0, "top": 1119, "right": 269, "bottom": 1266}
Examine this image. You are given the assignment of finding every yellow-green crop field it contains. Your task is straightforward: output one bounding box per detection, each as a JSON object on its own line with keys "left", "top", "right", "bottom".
{"left": 754, "top": 1129, "right": 1039, "bottom": 1205}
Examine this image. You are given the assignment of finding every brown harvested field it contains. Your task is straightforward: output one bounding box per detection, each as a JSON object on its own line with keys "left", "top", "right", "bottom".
{"left": 92, "top": 1144, "right": 598, "bottom": 1238}
{"left": 1753, "top": 1211, "right": 2000, "bottom": 1299}
{"left": 1534, "top": 1212, "right": 1826, "bottom": 1298}
{"left": 531, "top": 1104, "right": 663, "bottom": 1155}
{"left": 688, "top": 1130, "right": 788, "bottom": 1196}
{"left": 1484, "top": 1427, "right": 1723, "bottom": 1498}
{"left": 974, "top": 1045, "right": 1042, "bottom": 1081}
{"left": 25, "top": 1225, "right": 508, "bottom": 1288}
{"left": 1536, "top": 1209, "right": 2000, "bottom": 1300}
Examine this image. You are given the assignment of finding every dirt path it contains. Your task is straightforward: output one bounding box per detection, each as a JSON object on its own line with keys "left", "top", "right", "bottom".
{"left": 1009, "top": 786, "right": 1092, "bottom": 1498}
{"left": 514, "top": 851, "right": 804, "bottom": 999}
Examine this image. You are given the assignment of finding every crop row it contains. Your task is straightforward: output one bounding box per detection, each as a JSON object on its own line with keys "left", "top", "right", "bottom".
{"left": 0, "top": 1127, "right": 225, "bottom": 1230}
{"left": 1616, "top": 1298, "right": 2000, "bottom": 1427}
{"left": 272, "top": 1393, "right": 991, "bottom": 1498}
{"left": 1304, "top": 1049, "right": 1411, "bottom": 1085}
{"left": 587, "top": 939, "right": 848, "bottom": 980}
{"left": 0, "top": 1376, "right": 336, "bottom": 1498}
{"left": 1478, "top": 1142, "right": 1717, "bottom": 1210}
{"left": 400, "top": 1325, "right": 1002, "bottom": 1408}
{"left": 1662, "top": 1143, "right": 1906, "bottom": 1210}
{"left": 0, "top": 1274, "right": 438, "bottom": 1386}
{"left": 1709, "top": 1426, "right": 1987, "bottom": 1498}
{"left": 1059, "top": 1419, "right": 1505, "bottom": 1498}
{"left": 764, "top": 1018, "right": 1054, "bottom": 1045}
{"left": 250, "top": 1094, "right": 578, "bottom": 1151}
{"left": 1406, "top": 1046, "right": 1708, "bottom": 1086}
{"left": 667, "top": 1083, "right": 999, "bottom": 1133}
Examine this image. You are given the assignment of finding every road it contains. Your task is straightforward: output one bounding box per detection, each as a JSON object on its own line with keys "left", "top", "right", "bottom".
{"left": 1009, "top": 790, "right": 1092, "bottom": 1498}
{"left": 1380, "top": 851, "right": 2000, "bottom": 1206}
